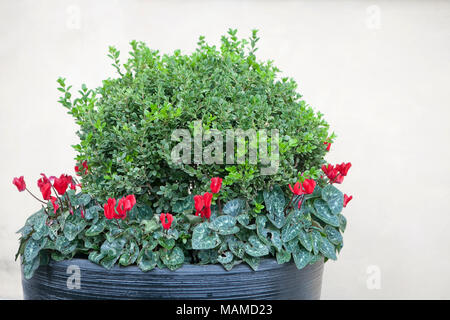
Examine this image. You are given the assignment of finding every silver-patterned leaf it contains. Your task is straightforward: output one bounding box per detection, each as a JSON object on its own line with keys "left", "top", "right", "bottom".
{"left": 324, "top": 225, "right": 343, "bottom": 245}
{"left": 321, "top": 185, "right": 344, "bottom": 215}
{"left": 244, "top": 236, "right": 269, "bottom": 257}
{"left": 292, "top": 248, "right": 313, "bottom": 269}
{"left": 223, "top": 199, "right": 246, "bottom": 216}
{"left": 192, "top": 223, "right": 221, "bottom": 250}
{"left": 299, "top": 229, "right": 313, "bottom": 252}
{"left": 313, "top": 199, "right": 340, "bottom": 227}
{"left": 320, "top": 237, "right": 337, "bottom": 260}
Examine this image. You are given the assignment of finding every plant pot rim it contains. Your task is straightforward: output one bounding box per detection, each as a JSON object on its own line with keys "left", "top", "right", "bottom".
{"left": 39, "top": 256, "right": 323, "bottom": 275}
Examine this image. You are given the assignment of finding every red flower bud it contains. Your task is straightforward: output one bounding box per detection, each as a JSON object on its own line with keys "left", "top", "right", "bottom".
{"left": 160, "top": 213, "right": 173, "bottom": 230}
{"left": 13, "top": 176, "right": 26, "bottom": 192}
{"left": 210, "top": 177, "right": 223, "bottom": 194}
{"left": 50, "top": 196, "right": 59, "bottom": 214}
{"left": 343, "top": 194, "right": 353, "bottom": 207}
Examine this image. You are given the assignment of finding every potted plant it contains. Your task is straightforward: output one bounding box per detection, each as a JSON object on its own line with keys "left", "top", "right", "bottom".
{"left": 14, "top": 29, "right": 353, "bottom": 300}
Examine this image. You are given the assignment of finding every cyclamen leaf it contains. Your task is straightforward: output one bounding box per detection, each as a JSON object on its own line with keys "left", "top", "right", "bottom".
{"left": 313, "top": 199, "right": 340, "bottom": 227}
{"left": 292, "top": 248, "right": 313, "bottom": 270}
{"left": 276, "top": 250, "right": 291, "bottom": 264}
{"left": 23, "top": 256, "right": 41, "bottom": 280}
{"left": 299, "top": 229, "right": 313, "bottom": 252}
{"left": 281, "top": 221, "right": 302, "bottom": 243}
{"left": 24, "top": 238, "right": 41, "bottom": 263}
{"left": 324, "top": 225, "right": 343, "bottom": 246}
{"left": 243, "top": 255, "right": 260, "bottom": 271}
{"left": 138, "top": 249, "right": 159, "bottom": 272}
{"left": 227, "top": 237, "right": 245, "bottom": 258}
{"left": 192, "top": 223, "right": 221, "bottom": 250}
{"left": 338, "top": 214, "right": 347, "bottom": 232}
{"left": 160, "top": 247, "right": 184, "bottom": 266}
{"left": 31, "top": 213, "right": 48, "bottom": 241}
{"left": 320, "top": 237, "right": 337, "bottom": 260}
{"left": 217, "top": 251, "right": 233, "bottom": 265}
{"left": 264, "top": 185, "right": 286, "bottom": 228}
{"left": 223, "top": 199, "right": 246, "bottom": 216}
{"left": 311, "top": 230, "right": 322, "bottom": 255}
{"left": 244, "top": 236, "right": 269, "bottom": 257}
{"left": 88, "top": 251, "right": 105, "bottom": 264}
{"left": 85, "top": 218, "right": 106, "bottom": 236}
{"left": 321, "top": 185, "right": 344, "bottom": 215}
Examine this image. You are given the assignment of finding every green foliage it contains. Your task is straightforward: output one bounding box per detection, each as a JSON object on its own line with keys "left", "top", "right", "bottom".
{"left": 17, "top": 30, "right": 350, "bottom": 278}
{"left": 57, "top": 29, "right": 330, "bottom": 207}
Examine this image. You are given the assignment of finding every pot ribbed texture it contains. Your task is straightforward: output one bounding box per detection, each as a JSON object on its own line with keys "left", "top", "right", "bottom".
{"left": 22, "top": 258, "right": 324, "bottom": 300}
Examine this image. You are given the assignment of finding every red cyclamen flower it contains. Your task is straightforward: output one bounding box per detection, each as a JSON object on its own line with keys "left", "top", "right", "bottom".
{"left": 50, "top": 196, "right": 59, "bottom": 214}
{"left": 343, "top": 194, "right": 353, "bottom": 207}
{"left": 37, "top": 174, "right": 52, "bottom": 200}
{"left": 302, "top": 179, "right": 316, "bottom": 194}
{"left": 13, "top": 176, "right": 26, "bottom": 192}
{"left": 103, "top": 198, "right": 117, "bottom": 219}
{"left": 53, "top": 174, "right": 73, "bottom": 195}
{"left": 202, "top": 192, "right": 213, "bottom": 219}
{"left": 336, "top": 162, "right": 352, "bottom": 176}
{"left": 289, "top": 182, "right": 304, "bottom": 195}
{"left": 160, "top": 213, "right": 173, "bottom": 230}
{"left": 116, "top": 194, "right": 136, "bottom": 219}
{"left": 210, "top": 177, "right": 223, "bottom": 194}
{"left": 194, "top": 195, "right": 204, "bottom": 216}
{"left": 324, "top": 141, "right": 331, "bottom": 151}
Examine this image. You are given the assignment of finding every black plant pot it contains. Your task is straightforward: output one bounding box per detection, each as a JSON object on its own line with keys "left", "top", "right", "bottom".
{"left": 22, "top": 258, "right": 324, "bottom": 300}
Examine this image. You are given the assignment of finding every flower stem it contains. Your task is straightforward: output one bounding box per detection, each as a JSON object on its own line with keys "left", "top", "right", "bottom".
{"left": 26, "top": 188, "right": 47, "bottom": 204}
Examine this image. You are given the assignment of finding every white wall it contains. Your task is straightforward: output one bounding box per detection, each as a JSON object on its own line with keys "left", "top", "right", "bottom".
{"left": 1, "top": 0, "right": 449, "bottom": 299}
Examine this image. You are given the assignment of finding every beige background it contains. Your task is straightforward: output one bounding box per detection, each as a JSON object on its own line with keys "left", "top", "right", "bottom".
{"left": 1, "top": 0, "right": 449, "bottom": 299}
